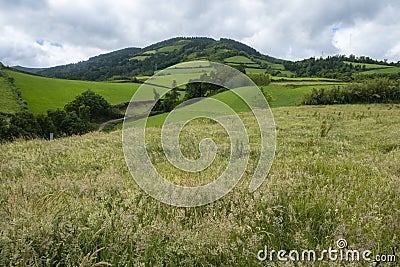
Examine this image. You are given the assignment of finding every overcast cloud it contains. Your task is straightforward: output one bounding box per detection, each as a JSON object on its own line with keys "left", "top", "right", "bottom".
{"left": 0, "top": 0, "right": 399, "bottom": 67}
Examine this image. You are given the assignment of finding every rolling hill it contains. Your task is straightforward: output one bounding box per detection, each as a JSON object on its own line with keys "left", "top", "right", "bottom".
{"left": 33, "top": 37, "right": 286, "bottom": 81}
{"left": 5, "top": 70, "right": 140, "bottom": 114}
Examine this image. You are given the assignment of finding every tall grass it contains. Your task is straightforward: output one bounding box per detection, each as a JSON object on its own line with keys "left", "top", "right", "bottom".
{"left": 0, "top": 104, "right": 399, "bottom": 265}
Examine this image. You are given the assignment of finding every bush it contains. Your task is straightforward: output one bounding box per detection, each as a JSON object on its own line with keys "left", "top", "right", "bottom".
{"left": 247, "top": 73, "right": 271, "bottom": 86}
{"left": 64, "top": 90, "right": 119, "bottom": 122}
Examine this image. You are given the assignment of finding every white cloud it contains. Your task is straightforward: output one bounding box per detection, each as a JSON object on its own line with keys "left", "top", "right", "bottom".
{"left": 332, "top": 4, "right": 400, "bottom": 61}
{"left": 0, "top": 0, "right": 399, "bottom": 67}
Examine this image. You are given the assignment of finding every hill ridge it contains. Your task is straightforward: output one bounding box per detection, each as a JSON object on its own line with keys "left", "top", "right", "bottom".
{"left": 32, "top": 37, "right": 285, "bottom": 81}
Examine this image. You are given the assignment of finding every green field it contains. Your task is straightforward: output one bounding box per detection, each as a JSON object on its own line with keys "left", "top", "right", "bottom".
{"left": 157, "top": 44, "right": 186, "bottom": 53}
{"left": 265, "top": 62, "right": 285, "bottom": 70}
{"left": 224, "top": 55, "right": 255, "bottom": 64}
{"left": 342, "top": 61, "right": 400, "bottom": 75}
{"left": 6, "top": 71, "right": 140, "bottom": 114}
{"left": 361, "top": 66, "right": 400, "bottom": 75}
{"left": 245, "top": 68, "right": 266, "bottom": 74}
{"left": 1, "top": 104, "right": 399, "bottom": 265}
{"left": 343, "top": 61, "right": 394, "bottom": 69}
{"left": 129, "top": 55, "right": 149, "bottom": 61}
{"left": 143, "top": 50, "right": 157, "bottom": 55}
{"left": 264, "top": 83, "right": 348, "bottom": 107}
{"left": 271, "top": 76, "right": 338, "bottom": 82}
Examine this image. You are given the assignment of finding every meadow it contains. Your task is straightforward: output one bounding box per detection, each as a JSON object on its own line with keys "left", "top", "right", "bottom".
{"left": 1, "top": 104, "right": 399, "bottom": 265}
{"left": 264, "top": 83, "right": 347, "bottom": 107}
{"left": 343, "top": 61, "right": 394, "bottom": 70}
{"left": 361, "top": 67, "right": 400, "bottom": 75}
{"left": 342, "top": 61, "right": 400, "bottom": 76}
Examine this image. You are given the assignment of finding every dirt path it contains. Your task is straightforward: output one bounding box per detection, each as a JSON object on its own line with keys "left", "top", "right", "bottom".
{"left": 98, "top": 118, "right": 124, "bottom": 132}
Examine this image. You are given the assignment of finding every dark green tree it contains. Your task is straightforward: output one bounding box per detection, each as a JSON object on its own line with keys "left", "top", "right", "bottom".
{"left": 64, "top": 90, "right": 116, "bottom": 122}
{"left": 36, "top": 114, "right": 56, "bottom": 139}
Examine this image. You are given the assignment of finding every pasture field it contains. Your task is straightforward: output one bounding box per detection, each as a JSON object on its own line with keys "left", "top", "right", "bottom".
{"left": 224, "top": 55, "right": 256, "bottom": 64}
{"left": 361, "top": 67, "right": 400, "bottom": 75}
{"left": 342, "top": 61, "right": 400, "bottom": 75}
{"left": 245, "top": 68, "right": 266, "bottom": 74}
{"left": 265, "top": 62, "right": 285, "bottom": 70}
{"left": 6, "top": 70, "right": 141, "bottom": 114}
{"left": 1, "top": 104, "right": 399, "bottom": 265}
{"left": 343, "top": 61, "right": 394, "bottom": 69}
{"left": 157, "top": 44, "right": 186, "bottom": 53}
{"left": 264, "top": 83, "right": 347, "bottom": 107}
{"left": 143, "top": 50, "right": 157, "bottom": 55}
{"left": 271, "top": 76, "right": 339, "bottom": 82}
{"left": 129, "top": 55, "right": 149, "bottom": 61}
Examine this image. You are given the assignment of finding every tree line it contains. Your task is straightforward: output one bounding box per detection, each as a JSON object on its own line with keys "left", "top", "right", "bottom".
{"left": 284, "top": 55, "right": 400, "bottom": 81}
{"left": 303, "top": 78, "right": 400, "bottom": 105}
{"left": 0, "top": 90, "right": 120, "bottom": 143}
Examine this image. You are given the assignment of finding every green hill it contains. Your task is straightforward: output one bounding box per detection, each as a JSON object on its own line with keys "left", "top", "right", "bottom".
{"left": 6, "top": 70, "right": 140, "bottom": 114}
{"left": 36, "top": 37, "right": 286, "bottom": 81}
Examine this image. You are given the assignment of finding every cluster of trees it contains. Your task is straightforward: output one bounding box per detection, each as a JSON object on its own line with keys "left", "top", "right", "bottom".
{"left": 284, "top": 56, "right": 356, "bottom": 79}
{"left": 284, "top": 55, "right": 400, "bottom": 80}
{"left": 346, "top": 54, "right": 399, "bottom": 66}
{"left": 0, "top": 90, "right": 120, "bottom": 142}
{"left": 247, "top": 73, "right": 271, "bottom": 86}
{"left": 303, "top": 78, "right": 400, "bottom": 105}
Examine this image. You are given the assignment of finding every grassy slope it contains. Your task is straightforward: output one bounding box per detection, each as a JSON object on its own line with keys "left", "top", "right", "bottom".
{"left": 0, "top": 74, "right": 22, "bottom": 114}
{"left": 1, "top": 104, "right": 399, "bottom": 265}
{"left": 342, "top": 61, "right": 400, "bottom": 75}
{"left": 361, "top": 67, "right": 400, "bottom": 75}
{"left": 224, "top": 55, "right": 255, "bottom": 64}
{"left": 264, "top": 83, "right": 346, "bottom": 107}
{"left": 7, "top": 70, "right": 140, "bottom": 114}
{"left": 343, "top": 61, "right": 394, "bottom": 69}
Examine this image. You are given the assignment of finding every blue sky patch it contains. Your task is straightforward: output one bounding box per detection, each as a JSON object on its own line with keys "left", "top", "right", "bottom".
{"left": 36, "top": 39, "right": 63, "bottom": 48}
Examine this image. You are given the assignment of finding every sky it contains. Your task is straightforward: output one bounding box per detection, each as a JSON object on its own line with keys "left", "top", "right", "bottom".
{"left": 0, "top": 0, "right": 399, "bottom": 67}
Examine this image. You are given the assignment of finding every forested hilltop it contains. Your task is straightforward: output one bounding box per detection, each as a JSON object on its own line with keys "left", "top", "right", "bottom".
{"left": 35, "top": 37, "right": 284, "bottom": 81}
